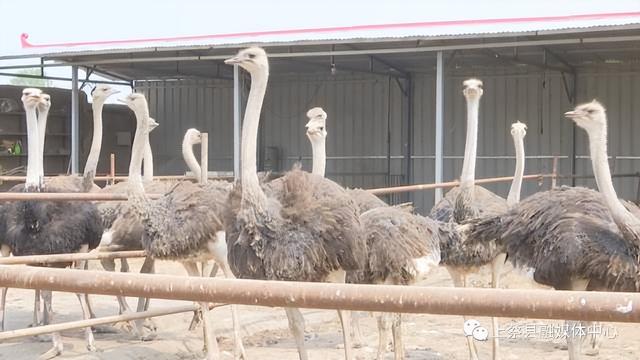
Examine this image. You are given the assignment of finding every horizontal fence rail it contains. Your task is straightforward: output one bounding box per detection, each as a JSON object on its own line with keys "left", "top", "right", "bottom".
{"left": 0, "top": 250, "right": 147, "bottom": 265}
{"left": 0, "top": 266, "right": 637, "bottom": 323}
{"left": 0, "top": 304, "right": 200, "bottom": 341}
{"left": 0, "top": 174, "right": 551, "bottom": 201}
{"left": 368, "top": 174, "right": 549, "bottom": 195}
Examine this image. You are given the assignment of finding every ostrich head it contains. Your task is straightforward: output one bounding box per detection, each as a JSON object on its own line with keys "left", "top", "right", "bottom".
{"left": 224, "top": 47, "right": 269, "bottom": 74}
{"left": 510, "top": 121, "right": 527, "bottom": 138}
{"left": 91, "top": 84, "right": 119, "bottom": 103}
{"left": 21, "top": 88, "right": 42, "bottom": 108}
{"left": 184, "top": 128, "right": 202, "bottom": 145}
{"left": 564, "top": 100, "right": 606, "bottom": 134}
{"left": 305, "top": 107, "right": 327, "bottom": 142}
{"left": 37, "top": 93, "right": 51, "bottom": 113}
{"left": 462, "top": 78, "right": 483, "bottom": 99}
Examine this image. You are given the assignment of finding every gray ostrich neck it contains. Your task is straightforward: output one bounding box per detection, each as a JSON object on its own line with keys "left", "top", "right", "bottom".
{"left": 588, "top": 125, "right": 640, "bottom": 238}
{"left": 143, "top": 140, "right": 154, "bottom": 182}
{"left": 460, "top": 96, "right": 479, "bottom": 189}
{"left": 83, "top": 100, "right": 104, "bottom": 183}
{"left": 25, "top": 106, "right": 40, "bottom": 190}
{"left": 182, "top": 137, "right": 201, "bottom": 180}
{"left": 507, "top": 133, "right": 525, "bottom": 206}
{"left": 310, "top": 136, "right": 326, "bottom": 177}
{"left": 36, "top": 107, "right": 48, "bottom": 181}
{"left": 241, "top": 69, "right": 269, "bottom": 210}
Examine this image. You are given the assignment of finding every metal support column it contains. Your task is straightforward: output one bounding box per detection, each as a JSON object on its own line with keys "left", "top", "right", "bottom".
{"left": 71, "top": 66, "right": 80, "bottom": 174}
{"left": 233, "top": 65, "right": 241, "bottom": 180}
{"left": 434, "top": 51, "right": 445, "bottom": 202}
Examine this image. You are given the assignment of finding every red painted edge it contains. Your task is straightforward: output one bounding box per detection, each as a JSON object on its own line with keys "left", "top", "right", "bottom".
{"left": 20, "top": 11, "right": 640, "bottom": 49}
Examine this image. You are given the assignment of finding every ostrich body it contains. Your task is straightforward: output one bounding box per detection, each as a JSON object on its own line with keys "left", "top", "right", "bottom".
{"left": 305, "top": 106, "right": 443, "bottom": 358}
{"left": 465, "top": 101, "right": 639, "bottom": 359}
{"left": 121, "top": 93, "right": 245, "bottom": 360}
{"left": 430, "top": 80, "right": 530, "bottom": 360}
{"left": 2, "top": 89, "right": 103, "bottom": 359}
{"left": 224, "top": 48, "right": 364, "bottom": 360}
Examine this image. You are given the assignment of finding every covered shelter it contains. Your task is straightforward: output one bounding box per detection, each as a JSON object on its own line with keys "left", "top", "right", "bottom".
{"left": 2, "top": 2, "right": 640, "bottom": 213}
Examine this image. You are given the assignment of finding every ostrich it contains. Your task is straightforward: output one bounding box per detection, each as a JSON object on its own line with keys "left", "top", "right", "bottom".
{"left": 3, "top": 89, "right": 103, "bottom": 359}
{"left": 304, "top": 106, "right": 444, "bottom": 359}
{"left": 430, "top": 79, "right": 532, "bottom": 360}
{"left": 464, "top": 101, "right": 639, "bottom": 360}
{"left": 121, "top": 93, "right": 246, "bottom": 360}
{"left": 43, "top": 86, "right": 118, "bottom": 192}
{"left": 224, "top": 47, "right": 365, "bottom": 360}
{"left": 305, "top": 107, "right": 389, "bottom": 212}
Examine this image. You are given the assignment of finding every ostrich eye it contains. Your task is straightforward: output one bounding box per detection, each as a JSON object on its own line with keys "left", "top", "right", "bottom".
{"left": 248, "top": 53, "right": 256, "bottom": 59}
{"left": 319, "top": 127, "right": 324, "bottom": 131}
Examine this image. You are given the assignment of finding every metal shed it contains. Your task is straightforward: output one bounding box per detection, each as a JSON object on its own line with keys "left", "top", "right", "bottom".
{"left": 2, "top": 5, "right": 640, "bottom": 213}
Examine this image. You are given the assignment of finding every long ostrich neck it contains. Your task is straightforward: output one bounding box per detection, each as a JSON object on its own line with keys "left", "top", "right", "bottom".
{"left": 36, "top": 106, "right": 48, "bottom": 180}
{"left": 143, "top": 140, "right": 154, "bottom": 182}
{"left": 588, "top": 124, "right": 640, "bottom": 232}
{"left": 507, "top": 132, "right": 525, "bottom": 206}
{"left": 25, "top": 106, "right": 40, "bottom": 189}
{"left": 241, "top": 69, "right": 269, "bottom": 209}
{"left": 460, "top": 95, "right": 479, "bottom": 189}
{"left": 128, "top": 108, "right": 149, "bottom": 195}
{"left": 83, "top": 100, "right": 104, "bottom": 183}
{"left": 310, "top": 136, "right": 326, "bottom": 177}
{"left": 182, "top": 137, "right": 201, "bottom": 180}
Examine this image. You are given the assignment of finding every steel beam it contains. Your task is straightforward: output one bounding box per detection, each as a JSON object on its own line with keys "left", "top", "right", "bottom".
{"left": 70, "top": 66, "right": 79, "bottom": 174}
{"left": 233, "top": 65, "right": 241, "bottom": 180}
{"left": 0, "top": 250, "right": 147, "bottom": 265}
{"left": 434, "top": 51, "right": 444, "bottom": 202}
{"left": 1, "top": 35, "right": 640, "bottom": 71}
{"left": 0, "top": 266, "right": 638, "bottom": 322}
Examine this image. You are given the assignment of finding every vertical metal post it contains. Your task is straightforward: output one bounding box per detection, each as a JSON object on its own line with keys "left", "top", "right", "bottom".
{"left": 71, "top": 66, "right": 80, "bottom": 174}
{"left": 233, "top": 65, "right": 241, "bottom": 180}
{"left": 434, "top": 51, "right": 445, "bottom": 202}
{"left": 200, "top": 133, "right": 209, "bottom": 184}
{"left": 570, "top": 71, "right": 578, "bottom": 187}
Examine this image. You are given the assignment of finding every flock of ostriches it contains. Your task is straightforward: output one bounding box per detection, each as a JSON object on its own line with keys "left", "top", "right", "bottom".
{"left": 0, "top": 47, "right": 638, "bottom": 360}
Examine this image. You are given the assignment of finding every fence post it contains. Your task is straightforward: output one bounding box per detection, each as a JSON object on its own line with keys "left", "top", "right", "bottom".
{"left": 110, "top": 153, "right": 116, "bottom": 185}
{"left": 551, "top": 156, "right": 559, "bottom": 189}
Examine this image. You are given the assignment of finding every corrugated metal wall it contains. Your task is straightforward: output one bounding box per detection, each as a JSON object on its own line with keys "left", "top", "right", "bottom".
{"left": 137, "top": 66, "right": 640, "bottom": 215}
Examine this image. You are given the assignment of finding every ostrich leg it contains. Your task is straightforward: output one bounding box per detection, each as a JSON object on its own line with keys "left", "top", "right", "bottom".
{"left": 285, "top": 307, "right": 308, "bottom": 360}
{"left": 38, "top": 290, "right": 63, "bottom": 360}
{"left": 350, "top": 311, "right": 365, "bottom": 348}
{"left": 32, "top": 290, "right": 42, "bottom": 327}
{"left": 567, "top": 280, "right": 589, "bottom": 360}
{"left": 447, "top": 267, "right": 479, "bottom": 360}
{"left": 327, "top": 270, "right": 354, "bottom": 360}
{"left": 391, "top": 313, "right": 404, "bottom": 360}
{"left": 0, "top": 245, "right": 10, "bottom": 331}
{"left": 100, "top": 257, "right": 138, "bottom": 335}
{"left": 491, "top": 253, "right": 507, "bottom": 360}
{"left": 183, "top": 261, "right": 220, "bottom": 360}
{"left": 134, "top": 256, "right": 158, "bottom": 339}
{"left": 211, "top": 232, "right": 247, "bottom": 360}
{"left": 375, "top": 312, "right": 392, "bottom": 360}
{"left": 74, "top": 250, "right": 97, "bottom": 352}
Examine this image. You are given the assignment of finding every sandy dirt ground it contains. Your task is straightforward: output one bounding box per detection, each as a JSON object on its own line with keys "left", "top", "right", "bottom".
{"left": 0, "top": 259, "right": 638, "bottom": 360}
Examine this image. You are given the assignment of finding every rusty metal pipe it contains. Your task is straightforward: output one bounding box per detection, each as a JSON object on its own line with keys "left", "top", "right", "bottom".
{"left": 0, "top": 193, "right": 163, "bottom": 201}
{"left": 0, "top": 266, "right": 637, "bottom": 323}
{"left": 0, "top": 304, "right": 200, "bottom": 341}
{"left": 0, "top": 250, "right": 147, "bottom": 265}
{"left": 367, "top": 174, "right": 548, "bottom": 195}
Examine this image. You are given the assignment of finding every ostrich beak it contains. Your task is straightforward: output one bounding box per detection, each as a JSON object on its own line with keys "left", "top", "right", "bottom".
{"left": 564, "top": 110, "right": 579, "bottom": 118}
{"left": 224, "top": 56, "right": 241, "bottom": 65}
